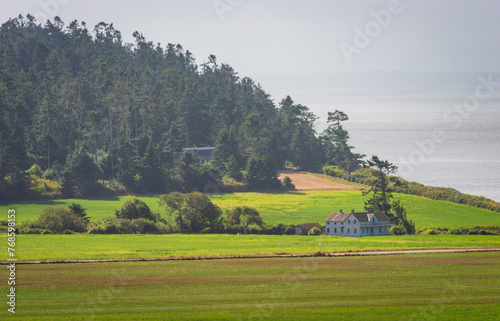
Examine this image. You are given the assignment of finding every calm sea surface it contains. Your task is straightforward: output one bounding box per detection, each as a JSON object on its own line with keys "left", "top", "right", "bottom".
{"left": 256, "top": 74, "right": 500, "bottom": 202}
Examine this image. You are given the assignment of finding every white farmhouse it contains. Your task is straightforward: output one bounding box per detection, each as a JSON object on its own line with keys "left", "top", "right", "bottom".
{"left": 325, "top": 209, "right": 392, "bottom": 237}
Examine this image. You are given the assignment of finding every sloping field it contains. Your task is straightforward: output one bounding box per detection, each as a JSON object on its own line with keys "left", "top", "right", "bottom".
{"left": 278, "top": 168, "right": 364, "bottom": 191}
{"left": 2, "top": 191, "right": 500, "bottom": 228}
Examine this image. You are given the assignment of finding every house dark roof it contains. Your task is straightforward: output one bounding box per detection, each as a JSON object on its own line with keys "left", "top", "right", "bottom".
{"left": 325, "top": 212, "right": 352, "bottom": 222}
{"left": 325, "top": 211, "right": 390, "bottom": 222}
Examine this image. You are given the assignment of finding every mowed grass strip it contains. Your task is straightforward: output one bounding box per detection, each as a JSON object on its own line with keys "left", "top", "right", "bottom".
{"left": 6, "top": 234, "right": 500, "bottom": 261}
{"left": 2, "top": 252, "right": 499, "bottom": 320}
{"left": 2, "top": 191, "right": 500, "bottom": 228}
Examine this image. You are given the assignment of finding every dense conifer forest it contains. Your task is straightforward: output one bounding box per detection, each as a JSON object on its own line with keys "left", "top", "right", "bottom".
{"left": 0, "top": 15, "right": 363, "bottom": 201}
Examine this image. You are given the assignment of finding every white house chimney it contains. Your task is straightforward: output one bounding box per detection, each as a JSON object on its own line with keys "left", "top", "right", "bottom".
{"left": 351, "top": 209, "right": 355, "bottom": 214}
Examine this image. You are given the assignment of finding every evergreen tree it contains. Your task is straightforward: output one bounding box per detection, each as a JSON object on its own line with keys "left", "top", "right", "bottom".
{"left": 61, "top": 147, "right": 103, "bottom": 198}
{"left": 363, "top": 155, "right": 397, "bottom": 217}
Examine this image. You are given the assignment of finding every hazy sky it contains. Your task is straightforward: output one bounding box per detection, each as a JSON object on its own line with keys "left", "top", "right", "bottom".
{"left": 1, "top": 0, "right": 499, "bottom": 76}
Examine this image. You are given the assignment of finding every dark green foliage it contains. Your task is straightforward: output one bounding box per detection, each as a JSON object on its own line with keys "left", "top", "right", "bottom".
{"left": 277, "top": 96, "right": 323, "bottom": 170}
{"left": 31, "top": 206, "right": 86, "bottom": 233}
{"left": 160, "top": 192, "right": 223, "bottom": 233}
{"left": 61, "top": 147, "right": 103, "bottom": 198}
{"left": 308, "top": 227, "right": 322, "bottom": 236}
{"left": 363, "top": 156, "right": 398, "bottom": 217}
{"left": 213, "top": 126, "right": 242, "bottom": 170}
{"left": 135, "top": 137, "right": 164, "bottom": 193}
{"left": 225, "top": 206, "right": 264, "bottom": 234}
{"left": 390, "top": 225, "right": 406, "bottom": 235}
{"left": 0, "top": 15, "right": 376, "bottom": 199}
{"left": 68, "top": 203, "right": 90, "bottom": 223}
{"left": 87, "top": 217, "right": 175, "bottom": 234}
{"left": 284, "top": 224, "right": 296, "bottom": 235}
{"left": 321, "top": 110, "right": 364, "bottom": 172}
{"left": 243, "top": 155, "right": 280, "bottom": 190}
{"left": 391, "top": 199, "right": 416, "bottom": 235}
{"left": 281, "top": 176, "right": 296, "bottom": 191}
{"left": 176, "top": 150, "right": 204, "bottom": 192}
{"left": 115, "top": 198, "right": 158, "bottom": 222}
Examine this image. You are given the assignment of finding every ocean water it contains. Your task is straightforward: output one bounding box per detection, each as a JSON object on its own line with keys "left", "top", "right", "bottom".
{"left": 254, "top": 73, "right": 500, "bottom": 202}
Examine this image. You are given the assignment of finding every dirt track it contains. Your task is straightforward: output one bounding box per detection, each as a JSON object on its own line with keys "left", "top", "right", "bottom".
{"left": 278, "top": 168, "right": 364, "bottom": 191}
{"left": 5, "top": 248, "right": 499, "bottom": 264}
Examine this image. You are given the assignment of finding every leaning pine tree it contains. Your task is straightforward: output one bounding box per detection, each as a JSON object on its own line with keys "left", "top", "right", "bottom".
{"left": 363, "top": 155, "right": 397, "bottom": 218}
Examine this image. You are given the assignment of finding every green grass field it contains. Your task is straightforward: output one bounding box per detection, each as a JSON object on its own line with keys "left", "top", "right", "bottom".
{"left": 4, "top": 234, "right": 500, "bottom": 261}
{"left": 2, "top": 252, "right": 499, "bottom": 320}
{"left": 2, "top": 190, "right": 500, "bottom": 228}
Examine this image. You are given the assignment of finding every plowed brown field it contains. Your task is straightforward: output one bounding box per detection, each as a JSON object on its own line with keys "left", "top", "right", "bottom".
{"left": 278, "top": 168, "right": 364, "bottom": 191}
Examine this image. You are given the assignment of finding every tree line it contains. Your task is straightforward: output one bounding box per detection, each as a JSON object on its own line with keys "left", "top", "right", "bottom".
{"left": 17, "top": 193, "right": 300, "bottom": 235}
{"left": 0, "top": 15, "right": 364, "bottom": 201}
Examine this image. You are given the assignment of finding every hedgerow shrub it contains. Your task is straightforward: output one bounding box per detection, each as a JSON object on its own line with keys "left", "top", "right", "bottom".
{"left": 115, "top": 198, "right": 159, "bottom": 222}
{"left": 308, "top": 227, "right": 321, "bottom": 236}
{"left": 21, "top": 206, "right": 87, "bottom": 233}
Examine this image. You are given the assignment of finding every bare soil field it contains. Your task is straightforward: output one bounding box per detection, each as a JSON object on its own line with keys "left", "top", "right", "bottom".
{"left": 278, "top": 168, "right": 365, "bottom": 191}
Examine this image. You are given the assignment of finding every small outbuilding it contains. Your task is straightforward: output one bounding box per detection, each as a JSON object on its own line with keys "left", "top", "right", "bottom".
{"left": 325, "top": 209, "right": 392, "bottom": 237}
{"left": 174, "top": 147, "right": 215, "bottom": 164}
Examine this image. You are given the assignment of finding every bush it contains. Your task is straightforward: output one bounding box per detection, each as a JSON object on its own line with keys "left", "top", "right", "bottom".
{"left": 222, "top": 176, "right": 246, "bottom": 193}
{"left": 87, "top": 217, "right": 121, "bottom": 234}
{"left": 390, "top": 225, "right": 406, "bottom": 235}
{"left": 115, "top": 198, "right": 158, "bottom": 222}
{"left": 87, "top": 217, "right": 176, "bottom": 234}
{"left": 107, "top": 178, "right": 127, "bottom": 195}
{"left": 19, "top": 227, "right": 44, "bottom": 234}
{"left": 308, "top": 227, "right": 321, "bottom": 236}
{"left": 450, "top": 227, "right": 468, "bottom": 235}
{"left": 284, "top": 224, "right": 296, "bottom": 235}
{"left": 36, "top": 206, "right": 86, "bottom": 233}
{"left": 281, "top": 176, "right": 296, "bottom": 191}
{"left": 68, "top": 203, "right": 90, "bottom": 223}
{"left": 27, "top": 175, "right": 63, "bottom": 199}
{"left": 27, "top": 164, "right": 43, "bottom": 177}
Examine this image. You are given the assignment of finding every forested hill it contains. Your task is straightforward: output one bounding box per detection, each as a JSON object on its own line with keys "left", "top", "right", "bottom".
{"left": 0, "top": 15, "right": 362, "bottom": 200}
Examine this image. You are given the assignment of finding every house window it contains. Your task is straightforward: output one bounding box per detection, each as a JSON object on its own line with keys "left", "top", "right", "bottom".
{"left": 334, "top": 222, "right": 337, "bottom": 225}
{"left": 354, "top": 220, "right": 357, "bottom": 224}
{"left": 379, "top": 228, "right": 382, "bottom": 233}
{"left": 347, "top": 228, "right": 350, "bottom": 233}
{"left": 327, "top": 222, "right": 329, "bottom": 225}
{"left": 327, "top": 228, "right": 330, "bottom": 233}
{"left": 341, "top": 227, "right": 344, "bottom": 233}
{"left": 334, "top": 228, "right": 337, "bottom": 233}
{"left": 354, "top": 228, "right": 357, "bottom": 234}
{"left": 348, "top": 220, "right": 350, "bottom": 224}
